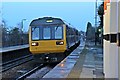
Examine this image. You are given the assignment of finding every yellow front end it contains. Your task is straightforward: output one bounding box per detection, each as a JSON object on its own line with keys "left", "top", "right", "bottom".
{"left": 29, "top": 25, "right": 67, "bottom": 55}
{"left": 30, "top": 40, "right": 66, "bottom": 54}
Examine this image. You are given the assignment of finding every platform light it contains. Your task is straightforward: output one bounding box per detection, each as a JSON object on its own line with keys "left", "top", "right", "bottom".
{"left": 60, "top": 63, "right": 64, "bottom": 67}
{"left": 98, "top": 28, "right": 102, "bottom": 32}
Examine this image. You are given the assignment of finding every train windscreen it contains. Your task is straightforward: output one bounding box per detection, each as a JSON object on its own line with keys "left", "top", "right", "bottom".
{"left": 31, "top": 26, "right": 63, "bottom": 40}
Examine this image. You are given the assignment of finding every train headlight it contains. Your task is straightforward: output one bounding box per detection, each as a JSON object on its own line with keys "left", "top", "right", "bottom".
{"left": 31, "top": 42, "right": 38, "bottom": 46}
{"left": 59, "top": 42, "right": 64, "bottom": 45}
{"left": 56, "top": 41, "right": 64, "bottom": 45}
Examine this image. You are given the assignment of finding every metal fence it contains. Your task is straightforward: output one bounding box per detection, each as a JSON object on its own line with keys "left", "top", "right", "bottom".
{"left": 2, "top": 33, "right": 29, "bottom": 47}
{"left": 1, "top": 26, "right": 29, "bottom": 48}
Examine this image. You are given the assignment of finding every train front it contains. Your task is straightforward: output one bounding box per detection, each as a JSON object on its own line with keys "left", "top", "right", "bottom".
{"left": 29, "top": 17, "right": 67, "bottom": 63}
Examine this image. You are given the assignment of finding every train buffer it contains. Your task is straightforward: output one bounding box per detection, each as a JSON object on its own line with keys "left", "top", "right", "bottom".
{"left": 43, "top": 41, "right": 104, "bottom": 78}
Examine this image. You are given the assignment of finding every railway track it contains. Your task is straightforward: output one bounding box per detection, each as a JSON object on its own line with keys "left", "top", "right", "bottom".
{"left": 1, "top": 54, "right": 33, "bottom": 72}
{"left": 16, "top": 64, "right": 44, "bottom": 80}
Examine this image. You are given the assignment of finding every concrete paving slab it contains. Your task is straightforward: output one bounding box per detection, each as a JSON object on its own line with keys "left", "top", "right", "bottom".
{"left": 80, "top": 67, "right": 95, "bottom": 78}
{"left": 67, "top": 47, "right": 87, "bottom": 78}
{"left": 79, "top": 42, "right": 103, "bottom": 78}
{"left": 83, "top": 65, "right": 95, "bottom": 68}
{"left": 67, "top": 55, "right": 79, "bottom": 59}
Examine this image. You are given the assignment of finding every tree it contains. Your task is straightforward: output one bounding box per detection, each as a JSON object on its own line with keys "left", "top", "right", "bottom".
{"left": 98, "top": 2, "right": 104, "bottom": 27}
{"left": 97, "top": 2, "right": 104, "bottom": 44}
{"left": 0, "top": 18, "right": 29, "bottom": 47}
{"left": 86, "top": 22, "right": 95, "bottom": 41}
{"left": 10, "top": 27, "right": 21, "bottom": 46}
{"left": 1, "top": 20, "right": 9, "bottom": 47}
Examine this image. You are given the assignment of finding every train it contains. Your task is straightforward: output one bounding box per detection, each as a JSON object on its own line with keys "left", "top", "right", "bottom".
{"left": 29, "top": 17, "right": 80, "bottom": 63}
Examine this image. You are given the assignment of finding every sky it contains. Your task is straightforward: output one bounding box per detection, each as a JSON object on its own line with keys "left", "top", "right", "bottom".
{"left": 2, "top": 2, "right": 101, "bottom": 32}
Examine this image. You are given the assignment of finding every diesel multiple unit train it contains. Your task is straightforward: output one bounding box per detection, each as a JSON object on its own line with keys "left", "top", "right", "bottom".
{"left": 29, "top": 17, "right": 80, "bottom": 63}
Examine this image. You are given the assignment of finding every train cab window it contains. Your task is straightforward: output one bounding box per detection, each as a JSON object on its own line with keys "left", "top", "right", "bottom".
{"left": 55, "top": 26, "right": 63, "bottom": 39}
{"left": 32, "top": 27, "right": 39, "bottom": 40}
{"left": 43, "top": 27, "right": 51, "bottom": 39}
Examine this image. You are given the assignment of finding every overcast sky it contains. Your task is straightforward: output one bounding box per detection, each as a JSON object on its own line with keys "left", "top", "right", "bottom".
{"left": 2, "top": 2, "right": 101, "bottom": 32}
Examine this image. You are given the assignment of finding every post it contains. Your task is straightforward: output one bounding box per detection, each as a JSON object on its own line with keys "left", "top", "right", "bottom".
{"left": 21, "top": 19, "right": 26, "bottom": 45}
{"left": 109, "top": 1, "right": 118, "bottom": 78}
{"left": 0, "top": 3, "right": 2, "bottom": 80}
{"left": 118, "top": 0, "right": 120, "bottom": 79}
{"left": 95, "top": 0, "right": 97, "bottom": 45}
{"left": 103, "top": 1, "right": 110, "bottom": 77}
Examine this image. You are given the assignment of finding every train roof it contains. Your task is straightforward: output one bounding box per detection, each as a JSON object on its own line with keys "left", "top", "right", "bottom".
{"left": 30, "top": 17, "right": 65, "bottom": 26}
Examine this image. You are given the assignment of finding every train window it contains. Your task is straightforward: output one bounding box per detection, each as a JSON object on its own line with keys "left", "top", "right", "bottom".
{"left": 31, "top": 26, "right": 63, "bottom": 40}
{"left": 55, "top": 26, "right": 63, "bottom": 39}
{"left": 43, "top": 27, "right": 51, "bottom": 39}
{"left": 32, "top": 27, "right": 39, "bottom": 40}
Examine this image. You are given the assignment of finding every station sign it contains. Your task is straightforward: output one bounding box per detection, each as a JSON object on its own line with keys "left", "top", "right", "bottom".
{"left": 104, "top": 0, "right": 110, "bottom": 13}
{"left": 103, "top": 34, "right": 110, "bottom": 41}
{"left": 110, "top": 34, "right": 117, "bottom": 43}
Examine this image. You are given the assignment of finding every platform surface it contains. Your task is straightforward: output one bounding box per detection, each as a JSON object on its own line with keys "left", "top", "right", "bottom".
{"left": 0, "top": 44, "right": 29, "bottom": 53}
{"left": 43, "top": 42, "right": 104, "bottom": 78}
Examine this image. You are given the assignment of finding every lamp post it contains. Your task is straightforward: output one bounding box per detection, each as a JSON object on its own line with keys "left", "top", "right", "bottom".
{"left": 95, "top": 0, "right": 98, "bottom": 45}
{"left": 21, "top": 19, "right": 26, "bottom": 45}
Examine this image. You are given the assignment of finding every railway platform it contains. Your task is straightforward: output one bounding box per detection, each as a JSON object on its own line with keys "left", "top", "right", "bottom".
{"left": 1, "top": 44, "right": 30, "bottom": 63}
{"left": 43, "top": 41, "right": 103, "bottom": 79}
{"left": 0, "top": 44, "right": 29, "bottom": 53}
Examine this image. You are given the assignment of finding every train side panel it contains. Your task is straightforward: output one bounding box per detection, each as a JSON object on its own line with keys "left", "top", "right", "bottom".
{"left": 66, "top": 26, "right": 80, "bottom": 49}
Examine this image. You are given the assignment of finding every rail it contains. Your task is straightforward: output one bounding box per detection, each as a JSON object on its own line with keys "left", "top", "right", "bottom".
{"left": 1, "top": 54, "right": 33, "bottom": 72}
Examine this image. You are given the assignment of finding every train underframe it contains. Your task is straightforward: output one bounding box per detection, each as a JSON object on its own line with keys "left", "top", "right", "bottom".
{"left": 33, "top": 41, "right": 80, "bottom": 63}
{"left": 33, "top": 52, "right": 66, "bottom": 63}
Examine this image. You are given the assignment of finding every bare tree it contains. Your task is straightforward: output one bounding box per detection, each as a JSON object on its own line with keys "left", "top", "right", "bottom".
{"left": 1, "top": 20, "right": 8, "bottom": 47}
{"left": 9, "top": 27, "right": 21, "bottom": 46}
{"left": 1, "top": 19, "right": 29, "bottom": 47}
